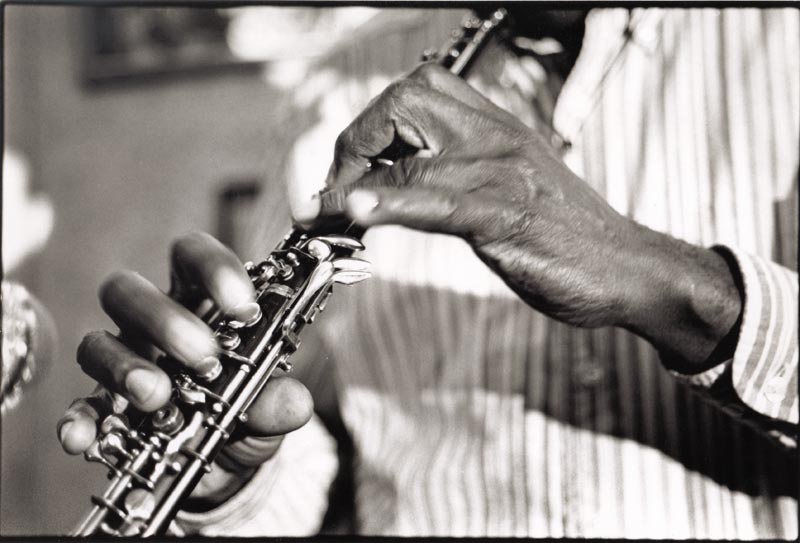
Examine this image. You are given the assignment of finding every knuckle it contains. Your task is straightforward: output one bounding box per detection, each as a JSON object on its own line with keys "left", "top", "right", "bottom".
{"left": 508, "top": 206, "right": 536, "bottom": 237}
{"left": 440, "top": 193, "right": 462, "bottom": 221}
{"left": 510, "top": 156, "right": 537, "bottom": 183}
{"left": 507, "top": 156, "right": 543, "bottom": 200}
{"left": 383, "top": 80, "right": 406, "bottom": 102}
{"left": 333, "top": 130, "right": 361, "bottom": 172}
{"left": 334, "top": 129, "right": 352, "bottom": 157}
{"left": 383, "top": 79, "right": 420, "bottom": 108}
{"left": 409, "top": 62, "right": 445, "bottom": 86}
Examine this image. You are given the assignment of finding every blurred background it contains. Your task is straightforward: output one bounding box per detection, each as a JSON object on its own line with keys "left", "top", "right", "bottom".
{"left": 2, "top": 4, "right": 465, "bottom": 534}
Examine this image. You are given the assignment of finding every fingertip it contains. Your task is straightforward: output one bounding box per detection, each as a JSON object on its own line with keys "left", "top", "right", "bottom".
{"left": 76, "top": 330, "right": 111, "bottom": 367}
{"left": 213, "top": 266, "right": 256, "bottom": 312}
{"left": 278, "top": 378, "right": 314, "bottom": 429}
{"left": 346, "top": 189, "right": 380, "bottom": 223}
{"left": 125, "top": 368, "right": 172, "bottom": 412}
{"left": 163, "top": 316, "right": 217, "bottom": 364}
{"left": 59, "top": 417, "right": 97, "bottom": 455}
{"left": 98, "top": 269, "right": 135, "bottom": 309}
{"left": 246, "top": 377, "right": 314, "bottom": 436}
{"left": 143, "top": 375, "right": 173, "bottom": 413}
{"left": 291, "top": 194, "right": 321, "bottom": 225}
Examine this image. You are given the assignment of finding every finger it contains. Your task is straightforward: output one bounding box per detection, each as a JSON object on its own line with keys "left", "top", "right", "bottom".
{"left": 240, "top": 376, "right": 313, "bottom": 437}
{"left": 170, "top": 231, "right": 255, "bottom": 314}
{"left": 316, "top": 156, "right": 510, "bottom": 218}
{"left": 77, "top": 330, "right": 172, "bottom": 412}
{"left": 345, "top": 187, "right": 517, "bottom": 243}
{"left": 58, "top": 385, "right": 124, "bottom": 455}
{"left": 58, "top": 405, "right": 99, "bottom": 455}
{"left": 325, "top": 104, "right": 399, "bottom": 194}
{"left": 58, "top": 390, "right": 106, "bottom": 455}
{"left": 119, "top": 329, "right": 160, "bottom": 361}
{"left": 99, "top": 270, "right": 218, "bottom": 370}
{"left": 216, "top": 435, "right": 285, "bottom": 469}
{"left": 317, "top": 157, "right": 434, "bottom": 219}
{"left": 326, "top": 81, "right": 491, "bottom": 191}
{"left": 407, "top": 63, "right": 528, "bottom": 130}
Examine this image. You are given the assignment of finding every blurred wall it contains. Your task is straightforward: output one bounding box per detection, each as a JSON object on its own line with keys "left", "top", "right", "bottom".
{"left": 2, "top": 6, "right": 301, "bottom": 534}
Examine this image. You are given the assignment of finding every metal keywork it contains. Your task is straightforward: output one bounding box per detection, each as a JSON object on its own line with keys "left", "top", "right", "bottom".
{"left": 151, "top": 404, "right": 184, "bottom": 436}
{"left": 70, "top": 8, "right": 508, "bottom": 537}
{"left": 227, "top": 302, "right": 262, "bottom": 329}
{"left": 71, "top": 232, "right": 371, "bottom": 537}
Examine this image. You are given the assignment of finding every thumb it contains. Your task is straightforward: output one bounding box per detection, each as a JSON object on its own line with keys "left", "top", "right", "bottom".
{"left": 241, "top": 376, "right": 314, "bottom": 437}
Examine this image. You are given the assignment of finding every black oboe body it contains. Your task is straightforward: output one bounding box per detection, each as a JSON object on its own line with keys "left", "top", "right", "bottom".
{"left": 71, "top": 8, "right": 507, "bottom": 537}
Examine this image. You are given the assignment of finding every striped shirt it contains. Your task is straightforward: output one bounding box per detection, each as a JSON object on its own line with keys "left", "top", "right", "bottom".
{"left": 176, "top": 8, "right": 799, "bottom": 539}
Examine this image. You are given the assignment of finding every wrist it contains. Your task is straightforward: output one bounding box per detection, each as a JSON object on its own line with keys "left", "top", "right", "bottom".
{"left": 617, "top": 224, "right": 743, "bottom": 372}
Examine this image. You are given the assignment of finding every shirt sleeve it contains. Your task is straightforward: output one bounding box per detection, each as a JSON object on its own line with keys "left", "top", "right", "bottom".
{"left": 170, "top": 413, "right": 339, "bottom": 536}
{"left": 670, "top": 245, "right": 798, "bottom": 447}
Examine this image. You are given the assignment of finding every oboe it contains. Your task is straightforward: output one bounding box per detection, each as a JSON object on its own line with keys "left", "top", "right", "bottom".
{"left": 71, "top": 8, "right": 508, "bottom": 537}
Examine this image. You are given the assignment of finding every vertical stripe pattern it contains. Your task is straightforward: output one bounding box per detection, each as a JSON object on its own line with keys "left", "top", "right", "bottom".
{"left": 180, "top": 7, "right": 798, "bottom": 539}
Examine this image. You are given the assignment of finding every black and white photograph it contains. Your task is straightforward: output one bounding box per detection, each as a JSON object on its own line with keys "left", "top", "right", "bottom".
{"left": 1, "top": 2, "right": 798, "bottom": 539}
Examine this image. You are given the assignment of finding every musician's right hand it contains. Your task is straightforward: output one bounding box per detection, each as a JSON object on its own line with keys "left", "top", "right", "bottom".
{"left": 56, "top": 231, "right": 315, "bottom": 510}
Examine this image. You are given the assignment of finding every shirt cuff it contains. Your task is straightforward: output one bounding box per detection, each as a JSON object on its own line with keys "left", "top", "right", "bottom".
{"left": 713, "top": 246, "right": 798, "bottom": 425}
{"left": 170, "top": 449, "right": 282, "bottom": 537}
{"left": 171, "top": 414, "right": 339, "bottom": 536}
{"left": 670, "top": 359, "right": 729, "bottom": 389}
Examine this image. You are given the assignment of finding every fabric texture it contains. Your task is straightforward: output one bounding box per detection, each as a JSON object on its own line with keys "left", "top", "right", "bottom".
{"left": 726, "top": 248, "right": 798, "bottom": 423}
{"left": 173, "top": 414, "right": 338, "bottom": 536}
{"left": 180, "top": 7, "right": 798, "bottom": 539}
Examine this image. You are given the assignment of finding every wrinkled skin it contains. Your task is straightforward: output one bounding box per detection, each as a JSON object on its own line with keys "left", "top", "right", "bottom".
{"left": 60, "top": 64, "right": 741, "bottom": 510}
{"left": 297, "top": 63, "right": 741, "bottom": 344}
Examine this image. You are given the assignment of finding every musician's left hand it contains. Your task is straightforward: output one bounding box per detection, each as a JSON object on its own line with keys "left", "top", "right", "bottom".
{"left": 57, "top": 232, "right": 314, "bottom": 511}
{"left": 294, "top": 63, "right": 742, "bottom": 371}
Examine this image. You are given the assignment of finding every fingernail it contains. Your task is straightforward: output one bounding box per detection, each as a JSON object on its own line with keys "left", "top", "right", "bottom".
{"left": 215, "top": 267, "right": 254, "bottom": 310}
{"left": 125, "top": 369, "right": 156, "bottom": 404}
{"left": 346, "top": 190, "right": 379, "bottom": 221}
{"left": 292, "top": 194, "right": 321, "bottom": 224}
{"left": 197, "top": 356, "right": 222, "bottom": 382}
{"left": 229, "top": 301, "right": 262, "bottom": 327}
{"left": 166, "top": 318, "right": 216, "bottom": 362}
{"left": 59, "top": 420, "right": 74, "bottom": 443}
